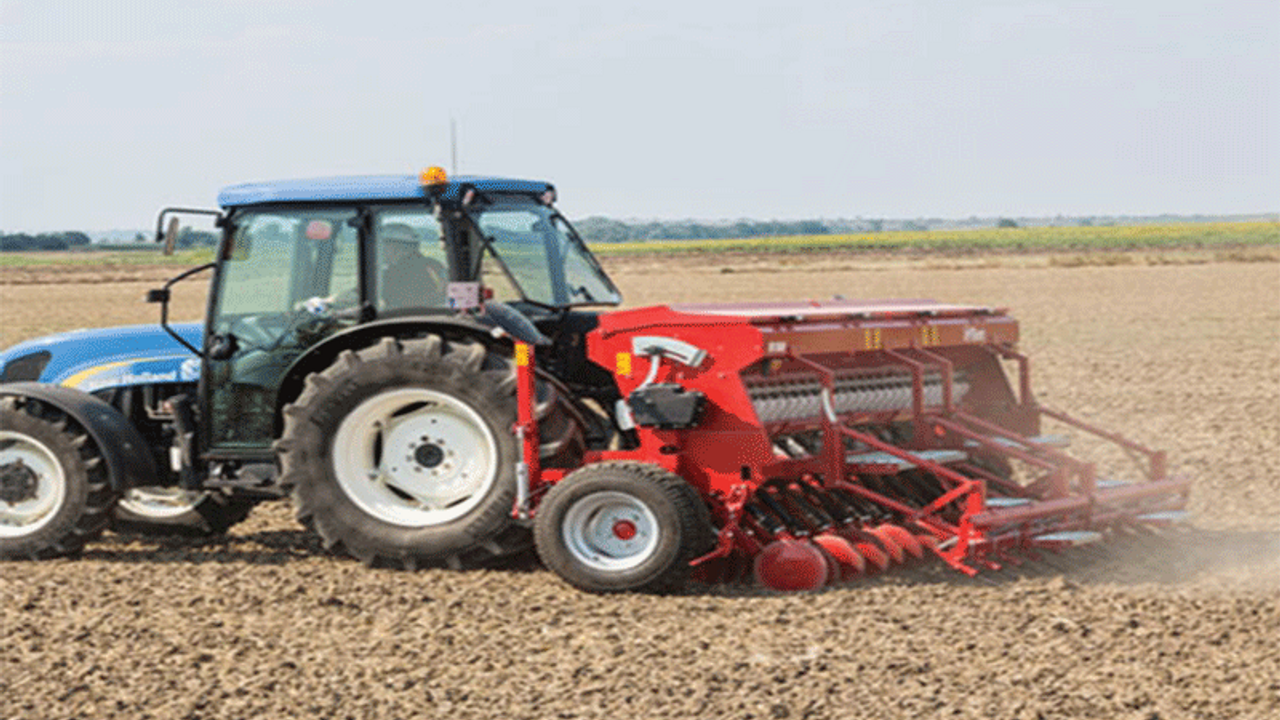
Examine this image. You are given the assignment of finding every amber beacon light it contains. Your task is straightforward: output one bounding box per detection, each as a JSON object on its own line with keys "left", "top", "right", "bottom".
{"left": 420, "top": 166, "right": 448, "bottom": 186}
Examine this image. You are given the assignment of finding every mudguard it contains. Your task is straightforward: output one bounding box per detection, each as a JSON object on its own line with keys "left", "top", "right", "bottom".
{"left": 0, "top": 383, "right": 160, "bottom": 492}
{"left": 274, "top": 314, "right": 508, "bottom": 418}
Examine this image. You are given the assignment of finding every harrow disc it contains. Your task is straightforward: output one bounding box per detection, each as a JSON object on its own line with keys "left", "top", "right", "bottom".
{"left": 812, "top": 532, "right": 865, "bottom": 580}
{"left": 915, "top": 532, "right": 940, "bottom": 552}
{"left": 876, "top": 524, "right": 925, "bottom": 560}
{"left": 866, "top": 526, "right": 907, "bottom": 564}
{"left": 850, "top": 539, "right": 892, "bottom": 573}
{"left": 752, "top": 538, "right": 828, "bottom": 591}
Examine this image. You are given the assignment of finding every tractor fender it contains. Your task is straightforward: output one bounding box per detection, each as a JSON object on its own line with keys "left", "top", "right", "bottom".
{"left": 274, "top": 315, "right": 509, "bottom": 425}
{"left": 0, "top": 382, "right": 160, "bottom": 492}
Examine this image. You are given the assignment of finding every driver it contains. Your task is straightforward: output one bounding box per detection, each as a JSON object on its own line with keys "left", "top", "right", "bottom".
{"left": 379, "top": 223, "right": 447, "bottom": 309}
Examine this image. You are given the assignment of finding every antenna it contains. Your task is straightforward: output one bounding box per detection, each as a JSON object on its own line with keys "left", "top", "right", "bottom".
{"left": 450, "top": 117, "right": 458, "bottom": 175}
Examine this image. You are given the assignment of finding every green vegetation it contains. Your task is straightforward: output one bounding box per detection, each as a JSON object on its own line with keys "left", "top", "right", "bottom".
{"left": 575, "top": 217, "right": 832, "bottom": 243}
{"left": 2, "top": 222, "right": 1275, "bottom": 267}
{"left": 0, "top": 232, "right": 91, "bottom": 251}
{"left": 0, "top": 248, "right": 214, "bottom": 268}
{"left": 588, "top": 221, "right": 1279, "bottom": 257}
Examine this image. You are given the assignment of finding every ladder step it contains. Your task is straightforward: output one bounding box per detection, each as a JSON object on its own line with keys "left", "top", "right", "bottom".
{"left": 1032, "top": 530, "right": 1104, "bottom": 547}
{"left": 845, "top": 449, "right": 967, "bottom": 471}
{"left": 985, "top": 497, "right": 1032, "bottom": 508}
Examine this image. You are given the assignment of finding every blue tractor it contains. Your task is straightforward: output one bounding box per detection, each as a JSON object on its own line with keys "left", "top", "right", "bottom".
{"left": 0, "top": 169, "right": 621, "bottom": 566}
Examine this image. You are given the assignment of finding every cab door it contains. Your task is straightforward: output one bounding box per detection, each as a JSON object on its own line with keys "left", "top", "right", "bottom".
{"left": 202, "top": 208, "right": 361, "bottom": 456}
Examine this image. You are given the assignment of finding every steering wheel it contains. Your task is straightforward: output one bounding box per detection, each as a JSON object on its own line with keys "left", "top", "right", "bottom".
{"left": 230, "top": 314, "right": 288, "bottom": 349}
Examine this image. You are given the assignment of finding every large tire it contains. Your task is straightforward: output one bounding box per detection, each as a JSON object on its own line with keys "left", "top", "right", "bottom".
{"left": 277, "top": 335, "right": 580, "bottom": 569}
{"left": 111, "top": 488, "right": 258, "bottom": 537}
{"left": 0, "top": 396, "right": 116, "bottom": 559}
{"left": 533, "top": 461, "right": 713, "bottom": 593}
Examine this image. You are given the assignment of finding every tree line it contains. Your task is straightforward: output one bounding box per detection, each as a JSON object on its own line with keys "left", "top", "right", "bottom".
{"left": 0, "top": 231, "right": 92, "bottom": 251}
{"left": 573, "top": 217, "right": 837, "bottom": 244}
{"left": 0, "top": 229, "right": 217, "bottom": 252}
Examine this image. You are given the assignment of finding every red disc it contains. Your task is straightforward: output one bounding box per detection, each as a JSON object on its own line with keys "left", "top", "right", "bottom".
{"left": 877, "top": 524, "right": 925, "bottom": 560}
{"left": 815, "top": 545, "right": 841, "bottom": 586}
{"left": 867, "top": 526, "right": 906, "bottom": 564}
{"left": 853, "top": 541, "right": 891, "bottom": 573}
{"left": 752, "top": 539, "right": 828, "bottom": 591}
{"left": 813, "top": 533, "right": 866, "bottom": 581}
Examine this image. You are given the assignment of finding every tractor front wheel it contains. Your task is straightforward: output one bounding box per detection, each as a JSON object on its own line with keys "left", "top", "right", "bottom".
{"left": 0, "top": 396, "right": 115, "bottom": 559}
{"left": 534, "top": 462, "right": 712, "bottom": 593}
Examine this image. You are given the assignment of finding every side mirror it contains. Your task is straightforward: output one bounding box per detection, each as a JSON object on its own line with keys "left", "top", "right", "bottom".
{"left": 163, "top": 217, "right": 180, "bottom": 256}
{"left": 150, "top": 261, "right": 215, "bottom": 358}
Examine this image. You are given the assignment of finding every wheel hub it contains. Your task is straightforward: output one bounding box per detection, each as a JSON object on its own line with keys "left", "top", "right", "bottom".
{"left": 0, "top": 460, "right": 39, "bottom": 505}
{"left": 413, "top": 443, "right": 445, "bottom": 469}
{"left": 612, "top": 519, "right": 638, "bottom": 541}
{"left": 0, "top": 431, "right": 68, "bottom": 536}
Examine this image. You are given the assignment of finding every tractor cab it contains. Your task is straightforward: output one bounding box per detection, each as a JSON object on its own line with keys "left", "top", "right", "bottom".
{"left": 150, "top": 170, "right": 623, "bottom": 459}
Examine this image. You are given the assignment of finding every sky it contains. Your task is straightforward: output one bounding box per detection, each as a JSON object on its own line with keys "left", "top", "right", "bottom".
{"left": 1, "top": 0, "right": 1276, "bottom": 232}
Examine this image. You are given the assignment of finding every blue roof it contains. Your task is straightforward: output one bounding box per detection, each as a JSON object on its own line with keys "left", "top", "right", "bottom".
{"left": 217, "top": 174, "right": 554, "bottom": 208}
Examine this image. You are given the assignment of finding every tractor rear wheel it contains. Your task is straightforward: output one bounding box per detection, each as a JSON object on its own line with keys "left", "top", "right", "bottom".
{"left": 278, "top": 335, "right": 580, "bottom": 569}
{"left": 112, "top": 488, "right": 258, "bottom": 536}
{"left": 533, "top": 461, "right": 713, "bottom": 593}
{"left": 0, "top": 396, "right": 116, "bottom": 559}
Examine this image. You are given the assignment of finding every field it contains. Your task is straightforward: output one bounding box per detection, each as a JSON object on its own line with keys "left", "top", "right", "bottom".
{"left": 1, "top": 250, "right": 1279, "bottom": 719}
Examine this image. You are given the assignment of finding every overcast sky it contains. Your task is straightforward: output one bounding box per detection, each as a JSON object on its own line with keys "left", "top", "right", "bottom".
{"left": 1, "top": 0, "right": 1276, "bottom": 232}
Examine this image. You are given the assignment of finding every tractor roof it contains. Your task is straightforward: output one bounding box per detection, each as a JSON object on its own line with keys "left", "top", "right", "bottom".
{"left": 217, "top": 174, "right": 554, "bottom": 208}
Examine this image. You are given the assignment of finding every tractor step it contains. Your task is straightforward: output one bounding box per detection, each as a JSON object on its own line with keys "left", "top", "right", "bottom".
{"left": 845, "top": 449, "right": 967, "bottom": 472}
{"left": 1032, "top": 530, "right": 1104, "bottom": 546}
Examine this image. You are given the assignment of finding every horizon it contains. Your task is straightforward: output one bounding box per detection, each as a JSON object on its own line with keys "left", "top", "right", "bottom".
{"left": 1, "top": 210, "right": 1266, "bottom": 244}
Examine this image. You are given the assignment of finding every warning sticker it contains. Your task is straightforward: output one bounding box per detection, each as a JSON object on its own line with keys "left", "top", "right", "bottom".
{"left": 446, "top": 282, "right": 481, "bottom": 310}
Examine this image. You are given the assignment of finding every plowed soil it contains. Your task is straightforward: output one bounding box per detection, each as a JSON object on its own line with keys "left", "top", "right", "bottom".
{"left": 2, "top": 254, "right": 1278, "bottom": 720}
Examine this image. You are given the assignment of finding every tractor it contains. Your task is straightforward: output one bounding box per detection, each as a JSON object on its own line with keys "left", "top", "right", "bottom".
{"left": 0, "top": 168, "right": 1190, "bottom": 592}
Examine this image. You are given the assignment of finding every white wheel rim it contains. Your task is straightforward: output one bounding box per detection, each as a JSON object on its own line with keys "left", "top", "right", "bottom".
{"left": 118, "top": 487, "right": 208, "bottom": 519}
{"left": 0, "top": 430, "right": 68, "bottom": 537}
{"left": 562, "top": 491, "right": 660, "bottom": 572}
{"left": 332, "top": 387, "right": 499, "bottom": 528}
